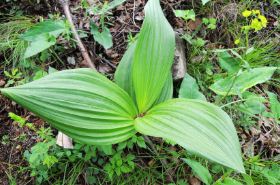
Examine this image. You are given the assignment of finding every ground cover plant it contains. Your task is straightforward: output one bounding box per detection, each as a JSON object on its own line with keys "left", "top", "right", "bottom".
{"left": 0, "top": 0, "right": 279, "bottom": 184}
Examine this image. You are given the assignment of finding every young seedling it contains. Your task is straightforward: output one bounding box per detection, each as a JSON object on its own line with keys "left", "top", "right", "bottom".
{"left": 0, "top": 0, "right": 244, "bottom": 173}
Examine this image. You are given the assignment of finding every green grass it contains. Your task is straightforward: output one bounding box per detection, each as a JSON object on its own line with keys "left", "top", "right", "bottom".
{"left": 0, "top": 16, "right": 33, "bottom": 68}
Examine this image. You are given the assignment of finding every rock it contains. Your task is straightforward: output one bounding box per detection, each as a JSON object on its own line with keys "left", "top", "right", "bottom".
{"left": 172, "top": 34, "right": 187, "bottom": 81}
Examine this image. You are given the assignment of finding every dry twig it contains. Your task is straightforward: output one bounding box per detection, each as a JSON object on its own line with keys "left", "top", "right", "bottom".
{"left": 59, "top": 0, "right": 96, "bottom": 69}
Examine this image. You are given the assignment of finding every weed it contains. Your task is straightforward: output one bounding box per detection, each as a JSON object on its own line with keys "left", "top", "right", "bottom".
{"left": 85, "top": 0, "right": 127, "bottom": 49}
{"left": 9, "top": 112, "right": 36, "bottom": 130}
{"left": 0, "top": 16, "right": 33, "bottom": 67}
{"left": 1, "top": 135, "right": 10, "bottom": 145}
{"left": 3, "top": 68, "right": 24, "bottom": 87}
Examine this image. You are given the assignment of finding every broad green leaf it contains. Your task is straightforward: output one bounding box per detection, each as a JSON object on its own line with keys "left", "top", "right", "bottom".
{"left": 21, "top": 20, "right": 66, "bottom": 41}
{"left": 90, "top": 22, "right": 113, "bottom": 49}
{"left": 21, "top": 20, "right": 67, "bottom": 58}
{"left": 217, "top": 51, "right": 241, "bottom": 74}
{"left": 132, "top": 0, "right": 175, "bottom": 112}
{"left": 115, "top": 42, "right": 173, "bottom": 106}
{"left": 1, "top": 69, "right": 138, "bottom": 145}
{"left": 179, "top": 73, "right": 206, "bottom": 101}
{"left": 24, "top": 36, "right": 56, "bottom": 59}
{"left": 210, "top": 67, "right": 277, "bottom": 96}
{"left": 238, "top": 92, "right": 266, "bottom": 116}
{"left": 182, "top": 158, "right": 212, "bottom": 185}
{"left": 135, "top": 99, "right": 244, "bottom": 173}
{"left": 114, "top": 42, "right": 137, "bottom": 98}
{"left": 153, "top": 72, "right": 173, "bottom": 105}
{"left": 174, "top": 9, "right": 196, "bottom": 21}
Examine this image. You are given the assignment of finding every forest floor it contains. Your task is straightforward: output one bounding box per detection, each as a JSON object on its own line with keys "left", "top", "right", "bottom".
{"left": 0, "top": 0, "right": 279, "bottom": 184}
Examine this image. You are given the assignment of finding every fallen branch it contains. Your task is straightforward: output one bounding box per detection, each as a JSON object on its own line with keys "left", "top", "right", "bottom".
{"left": 59, "top": 0, "right": 96, "bottom": 69}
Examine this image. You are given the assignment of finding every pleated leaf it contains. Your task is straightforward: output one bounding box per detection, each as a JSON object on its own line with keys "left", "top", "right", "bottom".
{"left": 153, "top": 72, "right": 173, "bottom": 105}
{"left": 132, "top": 0, "right": 175, "bottom": 113}
{"left": 135, "top": 99, "right": 245, "bottom": 173}
{"left": 114, "top": 42, "right": 137, "bottom": 99}
{"left": 1, "top": 69, "right": 138, "bottom": 145}
{"left": 115, "top": 42, "right": 173, "bottom": 105}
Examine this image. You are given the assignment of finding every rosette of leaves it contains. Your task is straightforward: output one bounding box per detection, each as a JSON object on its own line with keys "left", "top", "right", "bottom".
{"left": 0, "top": 0, "right": 244, "bottom": 173}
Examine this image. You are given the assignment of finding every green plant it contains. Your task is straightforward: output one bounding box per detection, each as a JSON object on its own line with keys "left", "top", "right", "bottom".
{"left": 21, "top": 19, "right": 68, "bottom": 59}
{"left": 179, "top": 73, "right": 206, "bottom": 101}
{"left": 174, "top": 9, "right": 196, "bottom": 21}
{"left": 1, "top": 135, "right": 10, "bottom": 145}
{"left": 175, "top": 10, "right": 213, "bottom": 49}
{"left": 8, "top": 112, "right": 35, "bottom": 130}
{"left": 243, "top": 156, "right": 280, "bottom": 185}
{"left": 210, "top": 67, "right": 277, "bottom": 96}
{"left": 104, "top": 152, "right": 135, "bottom": 179}
{"left": 24, "top": 139, "right": 58, "bottom": 183}
{"left": 202, "top": 17, "right": 217, "bottom": 30}
{"left": 210, "top": 49, "right": 278, "bottom": 97}
{"left": 1, "top": 0, "right": 244, "bottom": 173}
{"left": 4, "top": 68, "right": 24, "bottom": 87}
{"left": 102, "top": 135, "right": 145, "bottom": 179}
{"left": 23, "top": 136, "right": 141, "bottom": 183}
{"left": 0, "top": 16, "right": 33, "bottom": 66}
{"left": 235, "top": 9, "right": 268, "bottom": 48}
{"left": 183, "top": 158, "right": 212, "bottom": 185}
{"left": 263, "top": 91, "right": 280, "bottom": 122}
{"left": 87, "top": 0, "right": 127, "bottom": 49}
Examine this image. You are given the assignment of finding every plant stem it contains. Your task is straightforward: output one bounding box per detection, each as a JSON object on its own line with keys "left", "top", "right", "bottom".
{"left": 245, "top": 31, "right": 249, "bottom": 49}
{"left": 59, "top": 0, "right": 96, "bottom": 70}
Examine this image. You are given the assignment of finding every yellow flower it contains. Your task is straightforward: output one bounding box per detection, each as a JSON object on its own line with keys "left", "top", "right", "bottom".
{"left": 242, "top": 10, "right": 252, "bottom": 17}
{"left": 250, "top": 18, "right": 262, "bottom": 31}
{"left": 258, "top": 15, "right": 267, "bottom": 27}
{"left": 252, "top": 10, "right": 260, "bottom": 15}
{"left": 234, "top": 39, "right": 240, "bottom": 45}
